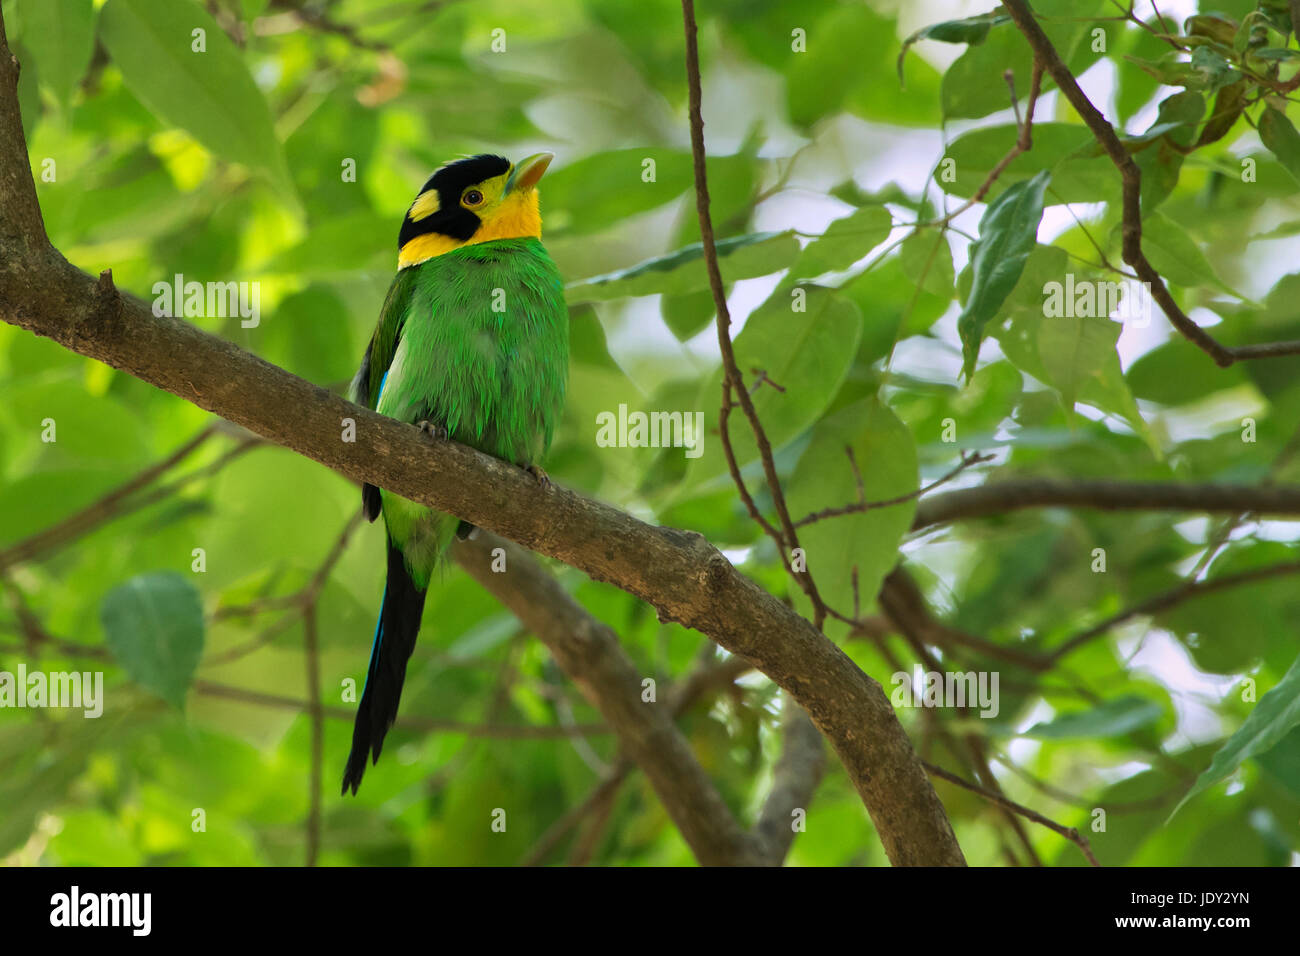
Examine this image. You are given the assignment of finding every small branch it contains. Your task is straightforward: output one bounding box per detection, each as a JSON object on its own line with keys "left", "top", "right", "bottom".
{"left": 681, "top": 0, "right": 830, "bottom": 627}
{"left": 747, "top": 368, "right": 785, "bottom": 396}
{"left": 211, "top": 508, "right": 364, "bottom": 624}
{"left": 0, "top": 424, "right": 221, "bottom": 571}
{"left": 914, "top": 477, "right": 1300, "bottom": 529}
{"left": 876, "top": 567, "right": 1053, "bottom": 672}
{"left": 519, "top": 655, "right": 752, "bottom": 866}
{"left": 930, "top": 60, "right": 1044, "bottom": 227}
{"left": 257, "top": 2, "right": 388, "bottom": 52}
{"left": 1049, "top": 557, "right": 1300, "bottom": 663}
{"left": 796, "top": 450, "right": 993, "bottom": 529}
{"left": 923, "top": 761, "right": 1101, "bottom": 866}
{"left": 992, "top": 752, "right": 1176, "bottom": 814}
{"left": 521, "top": 763, "right": 629, "bottom": 867}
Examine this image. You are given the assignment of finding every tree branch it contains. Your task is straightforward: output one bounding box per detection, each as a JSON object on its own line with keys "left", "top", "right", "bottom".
{"left": 753, "top": 699, "right": 825, "bottom": 863}
{"left": 914, "top": 477, "right": 1300, "bottom": 529}
{"left": 922, "top": 761, "right": 1100, "bottom": 866}
{"left": 453, "top": 532, "right": 766, "bottom": 866}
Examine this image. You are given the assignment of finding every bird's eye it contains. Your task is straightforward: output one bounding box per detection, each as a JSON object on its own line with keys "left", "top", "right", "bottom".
{"left": 463, "top": 189, "right": 484, "bottom": 206}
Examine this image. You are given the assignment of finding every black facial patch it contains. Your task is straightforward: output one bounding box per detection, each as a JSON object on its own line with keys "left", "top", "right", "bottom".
{"left": 398, "top": 154, "right": 511, "bottom": 249}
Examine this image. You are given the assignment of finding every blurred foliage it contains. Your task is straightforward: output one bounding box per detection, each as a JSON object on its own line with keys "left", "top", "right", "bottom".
{"left": 2, "top": 0, "right": 1300, "bottom": 866}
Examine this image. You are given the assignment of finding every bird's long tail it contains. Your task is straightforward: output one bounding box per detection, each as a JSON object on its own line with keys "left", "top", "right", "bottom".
{"left": 342, "top": 538, "right": 428, "bottom": 795}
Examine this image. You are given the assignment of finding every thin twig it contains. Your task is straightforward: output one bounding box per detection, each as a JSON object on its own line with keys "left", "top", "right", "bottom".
{"left": 681, "top": 0, "right": 830, "bottom": 627}
{"left": 927, "top": 60, "right": 1044, "bottom": 228}
{"left": 922, "top": 761, "right": 1100, "bottom": 866}
{"left": 1049, "top": 557, "right": 1300, "bottom": 663}
{"left": 0, "top": 424, "right": 221, "bottom": 570}
{"left": 795, "top": 450, "right": 993, "bottom": 529}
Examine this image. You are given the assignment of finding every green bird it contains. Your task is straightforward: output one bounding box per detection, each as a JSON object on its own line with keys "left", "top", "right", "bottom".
{"left": 343, "top": 152, "right": 568, "bottom": 795}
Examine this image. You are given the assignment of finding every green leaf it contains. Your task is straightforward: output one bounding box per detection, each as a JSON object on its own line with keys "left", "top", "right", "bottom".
{"left": 1160, "top": 543, "right": 1298, "bottom": 674}
{"left": 1184, "top": 13, "right": 1239, "bottom": 47}
{"left": 541, "top": 149, "right": 753, "bottom": 235}
{"left": 791, "top": 206, "right": 892, "bottom": 279}
{"left": 100, "top": 572, "right": 205, "bottom": 708}
{"left": 786, "top": 399, "right": 918, "bottom": 619}
{"left": 1171, "top": 652, "right": 1300, "bottom": 819}
{"left": 1023, "top": 696, "right": 1163, "bottom": 739}
{"left": 1250, "top": 47, "right": 1300, "bottom": 62}
{"left": 261, "top": 285, "right": 356, "bottom": 384}
{"left": 685, "top": 285, "right": 863, "bottom": 487}
{"left": 565, "top": 231, "right": 799, "bottom": 302}
{"left": 660, "top": 288, "right": 717, "bottom": 342}
{"left": 938, "top": 123, "right": 1093, "bottom": 202}
{"left": 1260, "top": 106, "right": 1300, "bottom": 185}
{"left": 1123, "top": 52, "right": 1201, "bottom": 88}
{"left": 898, "top": 12, "right": 1009, "bottom": 81}
{"left": 1189, "top": 46, "right": 1241, "bottom": 95}
{"left": 1134, "top": 140, "right": 1185, "bottom": 214}
{"left": 787, "top": 3, "right": 942, "bottom": 128}
{"left": 1037, "top": 311, "right": 1159, "bottom": 455}
{"left": 1038, "top": 314, "right": 1122, "bottom": 412}
{"left": 1128, "top": 340, "right": 1249, "bottom": 404}
{"left": 958, "top": 170, "right": 1050, "bottom": 380}
{"left": 1138, "top": 211, "right": 1247, "bottom": 299}
{"left": 14, "top": 0, "right": 95, "bottom": 105}
{"left": 941, "top": 1, "right": 1108, "bottom": 119}
{"left": 899, "top": 230, "right": 954, "bottom": 298}
{"left": 99, "top": 0, "right": 295, "bottom": 202}
{"left": 1128, "top": 91, "right": 1205, "bottom": 147}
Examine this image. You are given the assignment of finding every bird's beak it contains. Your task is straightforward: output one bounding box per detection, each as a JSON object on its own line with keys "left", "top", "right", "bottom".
{"left": 506, "top": 152, "right": 554, "bottom": 194}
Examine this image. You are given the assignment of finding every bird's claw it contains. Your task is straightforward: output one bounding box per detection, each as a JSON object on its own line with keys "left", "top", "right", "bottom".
{"left": 416, "top": 420, "right": 449, "bottom": 441}
{"left": 525, "top": 463, "right": 551, "bottom": 489}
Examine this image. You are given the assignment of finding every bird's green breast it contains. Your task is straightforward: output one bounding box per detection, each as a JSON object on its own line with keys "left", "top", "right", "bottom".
{"left": 375, "top": 237, "right": 568, "bottom": 581}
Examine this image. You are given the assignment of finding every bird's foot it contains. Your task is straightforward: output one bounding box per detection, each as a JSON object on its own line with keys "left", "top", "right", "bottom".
{"left": 416, "top": 420, "right": 449, "bottom": 441}
{"left": 525, "top": 463, "right": 551, "bottom": 489}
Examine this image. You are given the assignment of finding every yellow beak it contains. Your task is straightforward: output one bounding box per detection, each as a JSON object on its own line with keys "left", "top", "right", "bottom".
{"left": 506, "top": 152, "right": 554, "bottom": 194}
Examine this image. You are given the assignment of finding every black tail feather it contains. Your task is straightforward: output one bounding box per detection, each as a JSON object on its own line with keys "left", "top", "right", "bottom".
{"left": 341, "top": 538, "right": 428, "bottom": 795}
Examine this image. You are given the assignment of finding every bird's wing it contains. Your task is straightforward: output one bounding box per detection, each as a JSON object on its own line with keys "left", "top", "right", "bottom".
{"left": 353, "top": 268, "right": 418, "bottom": 521}
{"left": 353, "top": 267, "right": 417, "bottom": 412}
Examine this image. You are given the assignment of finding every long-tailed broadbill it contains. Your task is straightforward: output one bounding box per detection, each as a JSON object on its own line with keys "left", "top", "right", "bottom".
{"left": 343, "top": 152, "right": 568, "bottom": 794}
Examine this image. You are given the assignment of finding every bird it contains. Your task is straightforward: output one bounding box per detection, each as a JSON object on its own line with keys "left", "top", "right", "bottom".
{"left": 342, "top": 152, "right": 569, "bottom": 795}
